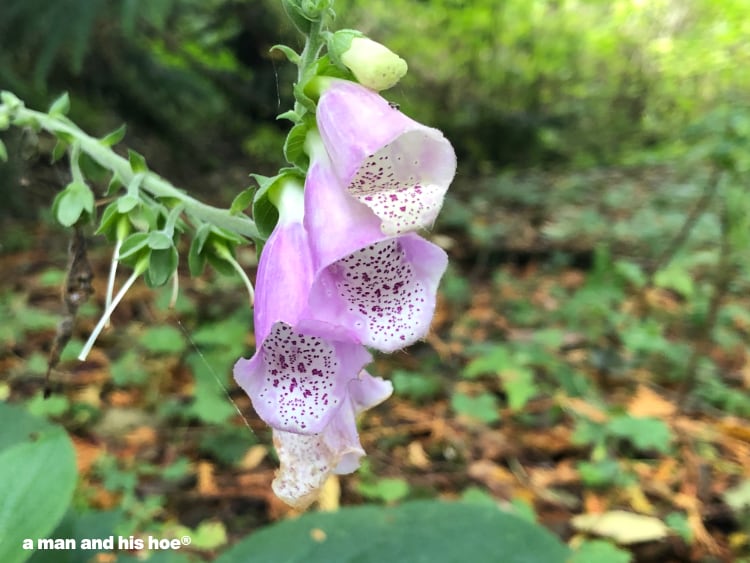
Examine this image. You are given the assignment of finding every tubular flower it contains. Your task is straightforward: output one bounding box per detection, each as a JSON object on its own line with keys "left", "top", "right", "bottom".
{"left": 303, "top": 135, "right": 448, "bottom": 353}
{"left": 316, "top": 78, "right": 457, "bottom": 236}
{"left": 233, "top": 180, "right": 371, "bottom": 435}
{"left": 272, "top": 370, "right": 392, "bottom": 509}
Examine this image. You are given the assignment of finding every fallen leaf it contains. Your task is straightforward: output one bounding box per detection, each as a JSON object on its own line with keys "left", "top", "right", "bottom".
{"left": 572, "top": 510, "right": 670, "bottom": 544}
{"left": 239, "top": 445, "right": 267, "bottom": 470}
{"left": 197, "top": 461, "right": 219, "bottom": 496}
{"left": 407, "top": 440, "right": 430, "bottom": 469}
{"left": 627, "top": 384, "right": 676, "bottom": 418}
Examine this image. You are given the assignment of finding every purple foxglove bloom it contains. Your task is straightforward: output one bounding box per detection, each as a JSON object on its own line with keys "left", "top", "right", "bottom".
{"left": 302, "top": 138, "right": 448, "bottom": 353}
{"left": 272, "top": 370, "right": 392, "bottom": 509}
{"left": 316, "top": 78, "right": 457, "bottom": 236}
{"left": 233, "top": 181, "right": 371, "bottom": 435}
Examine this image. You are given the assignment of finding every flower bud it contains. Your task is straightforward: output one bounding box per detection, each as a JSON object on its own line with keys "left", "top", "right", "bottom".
{"left": 328, "top": 30, "right": 407, "bottom": 91}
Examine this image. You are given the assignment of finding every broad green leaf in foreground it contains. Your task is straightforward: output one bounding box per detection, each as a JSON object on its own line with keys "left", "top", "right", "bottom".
{"left": 214, "top": 500, "right": 569, "bottom": 563}
{"left": 0, "top": 403, "right": 77, "bottom": 563}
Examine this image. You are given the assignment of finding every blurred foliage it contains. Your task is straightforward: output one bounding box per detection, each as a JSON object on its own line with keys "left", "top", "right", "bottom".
{"left": 3, "top": 0, "right": 750, "bottom": 561}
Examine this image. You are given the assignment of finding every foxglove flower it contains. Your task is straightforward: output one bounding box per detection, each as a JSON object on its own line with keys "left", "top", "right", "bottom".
{"left": 272, "top": 370, "right": 392, "bottom": 509}
{"left": 316, "top": 78, "right": 457, "bottom": 236}
{"left": 302, "top": 135, "right": 448, "bottom": 353}
{"left": 233, "top": 180, "right": 371, "bottom": 435}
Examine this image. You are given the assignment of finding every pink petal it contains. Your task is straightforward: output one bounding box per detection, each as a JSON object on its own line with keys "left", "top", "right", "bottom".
{"left": 317, "top": 79, "right": 456, "bottom": 235}
{"left": 234, "top": 209, "right": 371, "bottom": 434}
{"left": 306, "top": 234, "right": 447, "bottom": 353}
{"left": 235, "top": 322, "right": 371, "bottom": 434}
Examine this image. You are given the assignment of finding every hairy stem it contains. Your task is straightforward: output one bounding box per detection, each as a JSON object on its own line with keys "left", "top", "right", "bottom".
{"left": 8, "top": 105, "right": 260, "bottom": 240}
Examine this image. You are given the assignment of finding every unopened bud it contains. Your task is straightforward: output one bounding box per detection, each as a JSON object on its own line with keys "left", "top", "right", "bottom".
{"left": 329, "top": 30, "right": 407, "bottom": 91}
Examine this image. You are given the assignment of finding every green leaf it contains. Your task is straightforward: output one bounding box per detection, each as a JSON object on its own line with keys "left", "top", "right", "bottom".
{"left": 230, "top": 187, "right": 255, "bottom": 215}
{"left": 283, "top": 121, "right": 310, "bottom": 169}
{"left": 502, "top": 366, "right": 537, "bottom": 410}
{"left": 463, "top": 345, "right": 514, "bottom": 379}
{"left": 0, "top": 139, "right": 6, "bottom": 162}
{"left": 100, "top": 124, "right": 127, "bottom": 147}
{"left": 140, "top": 325, "right": 185, "bottom": 355}
{"left": 577, "top": 459, "right": 622, "bottom": 488}
{"left": 53, "top": 182, "right": 94, "bottom": 227}
{"left": 451, "top": 392, "right": 500, "bottom": 424}
{"left": 276, "top": 109, "right": 301, "bottom": 123}
{"left": 391, "top": 370, "right": 443, "bottom": 401}
{"left": 270, "top": 44, "right": 301, "bottom": 64}
{"left": 48, "top": 92, "right": 70, "bottom": 116}
{"left": 186, "top": 352, "right": 235, "bottom": 424}
{"left": 357, "top": 478, "right": 410, "bottom": 503}
{"left": 110, "top": 350, "right": 149, "bottom": 386}
{"left": 214, "top": 500, "right": 569, "bottom": 563}
{"left": 606, "top": 415, "right": 672, "bottom": 453}
{"left": 146, "top": 246, "right": 178, "bottom": 287}
{"left": 0, "top": 403, "right": 77, "bottom": 563}
{"left": 127, "top": 149, "right": 148, "bottom": 173}
{"left": 569, "top": 540, "right": 632, "bottom": 563}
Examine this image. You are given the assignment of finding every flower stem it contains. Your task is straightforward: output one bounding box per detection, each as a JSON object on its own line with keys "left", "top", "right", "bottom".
{"left": 78, "top": 260, "right": 147, "bottom": 361}
{"left": 213, "top": 243, "right": 255, "bottom": 306}
{"left": 103, "top": 238, "right": 122, "bottom": 328}
{"left": 9, "top": 106, "right": 260, "bottom": 240}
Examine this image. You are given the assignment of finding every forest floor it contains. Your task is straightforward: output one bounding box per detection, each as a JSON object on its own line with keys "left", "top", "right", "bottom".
{"left": 2, "top": 162, "right": 750, "bottom": 563}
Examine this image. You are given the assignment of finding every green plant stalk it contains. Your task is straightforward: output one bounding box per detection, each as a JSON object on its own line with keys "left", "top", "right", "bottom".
{"left": 294, "top": 15, "right": 328, "bottom": 117}
{"left": 8, "top": 105, "right": 260, "bottom": 240}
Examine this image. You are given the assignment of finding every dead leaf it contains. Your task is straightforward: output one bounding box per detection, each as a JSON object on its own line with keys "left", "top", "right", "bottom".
{"left": 627, "top": 385, "right": 676, "bottom": 418}
{"left": 197, "top": 461, "right": 219, "bottom": 496}
{"left": 407, "top": 441, "right": 430, "bottom": 469}
{"left": 239, "top": 445, "right": 267, "bottom": 470}
{"left": 572, "top": 510, "right": 670, "bottom": 544}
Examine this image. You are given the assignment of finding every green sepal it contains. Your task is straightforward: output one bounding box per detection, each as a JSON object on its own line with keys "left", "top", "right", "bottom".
{"left": 230, "top": 187, "right": 255, "bottom": 215}
{"left": 52, "top": 181, "right": 95, "bottom": 227}
{"left": 270, "top": 44, "right": 301, "bottom": 65}
{"left": 146, "top": 246, "right": 178, "bottom": 287}
{"left": 117, "top": 194, "right": 139, "bottom": 213}
{"left": 207, "top": 250, "right": 238, "bottom": 277}
{"left": 249, "top": 174, "right": 280, "bottom": 239}
{"left": 147, "top": 230, "right": 173, "bottom": 250}
{"left": 129, "top": 203, "right": 158, "bottom": 232}
{"left": 106, "top": 173, "right": 125, "bottom": 196}
{"left": 79, "top": 152, "right": 109, "bottom": 183}
{"left": 118, "top": 232, "right": 150, "bottom": 261}
{"left": 283, "top": 120, "right": 311, "bottom": 170}
{"left": 48, "top": 92, "right": 70, "bottom": 117}
{"left": 128, "top": 149, "right": 148, "bottom": 173}
{"left": 100, "top": 124, "right": 127, "bottom": 147}
{"left": 293, "top": 82, "right": 317, "bottom": 114}
{"left": 188, "top": 223, "right": 212, "bottom": 277}
{"left": 51, "top": 138, "right": 68, "bottom": 164}
{"left": 327, "top": 29, "right": 363, "bottom": 69}
{"left": 96, "top": 201, "right": 121, "bottom": 240}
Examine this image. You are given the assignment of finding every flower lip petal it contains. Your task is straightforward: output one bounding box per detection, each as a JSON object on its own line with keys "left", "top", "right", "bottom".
{"left": 305, "top": 234, "right": 447, "bottom": 353}
{"left": 234, "top": 322, "right": 371, "bottom": 434}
